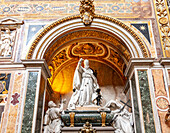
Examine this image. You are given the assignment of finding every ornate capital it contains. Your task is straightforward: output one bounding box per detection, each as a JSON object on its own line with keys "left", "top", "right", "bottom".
{"left": 79, "top": 0, "right": 95, "bottom": 25}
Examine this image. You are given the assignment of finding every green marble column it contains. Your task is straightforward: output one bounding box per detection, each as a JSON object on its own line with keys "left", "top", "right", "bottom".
{"left": 131, "top": 74, "right": 142, "bottom": 133}
{"left": 138, "top": 70, "right": 156, "bottom": 133}
{"left": 21, "top": 72, "right": 38, "bottom": 133}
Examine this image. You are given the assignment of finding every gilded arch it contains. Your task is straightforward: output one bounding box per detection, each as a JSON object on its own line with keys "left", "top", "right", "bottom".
{"left": 27, "top": 14, "right": 150, "bottom": 60}
{"left": 26, "top": 14, "right": 151, "bottom": 91}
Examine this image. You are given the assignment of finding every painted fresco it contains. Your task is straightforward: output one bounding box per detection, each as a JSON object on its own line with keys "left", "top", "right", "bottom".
{"left": 131, "top": 23, "right": 151, "bottom": 44}
{"left": 0, "top": 73, "right": 11, "bottom": 95}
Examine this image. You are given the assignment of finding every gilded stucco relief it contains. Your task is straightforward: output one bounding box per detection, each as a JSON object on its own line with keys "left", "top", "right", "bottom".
{"left": 153, "top": 0, "right": 170, "bottom": 57}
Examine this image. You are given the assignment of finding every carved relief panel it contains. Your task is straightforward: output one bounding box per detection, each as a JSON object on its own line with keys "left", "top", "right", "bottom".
{"left": 0, "top": 17, "right": 24, "bottom": 60}
{"left": 0, "top": 28, "right": 16, "bottom": 58}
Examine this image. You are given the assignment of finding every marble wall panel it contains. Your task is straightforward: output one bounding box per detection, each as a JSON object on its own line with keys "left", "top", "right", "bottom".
{"left": 6, "top": 72, "right": 24, "bottom": 133}
{"left": 35, "top": 75, "right": 45, "bottom": 133}
{"left": 21, "top": 72, "right": 38, "bottom": 133}
{"left": 152, "top": 69, "right": 167, "bottom": 97}
{"left": 138, "top": 70, "right": 156, "bottom": 133}
{"left": 131, "top": 74, "right": 142, "bottom": 133}
{"left": 152, "top": 69, "right": 170, "bottom": 133}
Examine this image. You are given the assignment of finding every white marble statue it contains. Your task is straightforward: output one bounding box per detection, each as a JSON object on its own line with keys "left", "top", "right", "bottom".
{"left": 0, "top": 28, "right": 16, "bottom": 57}
{"left": 44, "top": 100, "right": 65, "bottom": 133}
{"left": 98, "top": 100, "right": 133, "bottom": 133}
{"left": 68, "top": 58, "right": 99, "bottom": 110}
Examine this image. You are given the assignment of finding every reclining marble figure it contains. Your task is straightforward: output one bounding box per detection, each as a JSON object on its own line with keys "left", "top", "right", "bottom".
{"left": 98, "top": 100, "right": 133, "bottom": 133}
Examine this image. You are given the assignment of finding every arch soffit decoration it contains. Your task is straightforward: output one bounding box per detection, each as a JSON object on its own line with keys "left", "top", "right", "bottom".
{"left": 27, "top": 15, "right": 150, "bottom": 60}
{"left": 26, "top": 15, "right": 151, "bottom": 85}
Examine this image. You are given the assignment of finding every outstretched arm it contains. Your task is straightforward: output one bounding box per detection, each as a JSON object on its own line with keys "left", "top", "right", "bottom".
{"left": 76, "top": 58, "right": 84, "bottom": 72}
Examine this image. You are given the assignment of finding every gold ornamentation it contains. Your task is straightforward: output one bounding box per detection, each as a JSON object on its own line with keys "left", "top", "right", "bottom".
{"left": 100, "top": 112, "right": 106, "bottom": 127}
{"left": 27, "top": 15, "right": 149, "bottom": 59}
{"left": 45, "top": 30, "right": 131, "bottom": 61}
{"left": 108, "top": 49, "right": 126, "bottom": 72}
{"left": 154, "top": 0, "right": 170, "bottom": 57}
{"left": 51, "top": 49, "right": 68, "bottom": 68}
{"left": 49, "top": 49, "right": 68, "bottom": 83}
{"left": 156, "top": 97, "right": 169, "bottom": 110}
{"left": 159, "top": 17, "right": 168, "bottom": 25}
{"left": 69, "top": 112, "right": 75, "bottom": 127}
{"left": 161, "top": 26, "right": 170, "bottom": 52}
{"left": 72, "top": 42, "right": 103, "bottom": 56}
{"left": 79, "top": 0, "right": 95, "bottom": 25}
{"left": 79, "top": 122, "right": 96, "bottom": 133}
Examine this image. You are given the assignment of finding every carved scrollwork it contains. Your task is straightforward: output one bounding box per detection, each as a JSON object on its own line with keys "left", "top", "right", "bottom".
{"left": 79, "top": 0, "right": 95, "bottom": 25}
{"left": 108, "top": 49, "right": 126, "bottom": 72}
{"left": 72, "top": 42, "right": 105, "bottom": 57}
{"left": 45, "top": 30, "right": 131, "bottom": 61}
{"left": 155, "top": 0, "right": 170, "bottom": 57}
{"left": 49, "top": 49, "right": 68, "bottom": 83}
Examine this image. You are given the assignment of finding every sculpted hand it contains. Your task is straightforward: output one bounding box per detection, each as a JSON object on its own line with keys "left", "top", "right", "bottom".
{"left": 79, "top": 58, "right": 84, "bottom": 63}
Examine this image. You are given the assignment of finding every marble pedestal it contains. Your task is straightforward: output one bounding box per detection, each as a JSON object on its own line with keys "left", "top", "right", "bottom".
{"left": 61, "top": 126, "right": 115, "bottom": 133}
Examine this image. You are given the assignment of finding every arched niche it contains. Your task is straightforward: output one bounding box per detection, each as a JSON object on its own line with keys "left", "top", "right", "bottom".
{"left": 23, "top": 15, "right": 157, "bottom": 133}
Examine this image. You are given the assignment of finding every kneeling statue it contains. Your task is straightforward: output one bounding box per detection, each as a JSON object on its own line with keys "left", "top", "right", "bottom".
{"left": 44, "top": 100, "right": 66, "bottom": 133}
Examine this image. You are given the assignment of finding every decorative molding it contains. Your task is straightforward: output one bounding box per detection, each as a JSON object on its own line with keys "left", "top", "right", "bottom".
{"left": 79, "top": 0, "right": 95, "bottom": 25}
{"left": 100, "top": 112, "right": 106, "bottom": 127}
{"left": 0, "top": 17, "right": 24, "bottom": 25}
{"left": 21, "top": 59, "right": 51, "bottom": 78}
{"left": 27, "top": 15, "right": 149, "bottom": 59}
{"left": 124, "top": 58, "right": 155, "bottom": 77}
{"left": 153, "top": 0, "right": 170, "bottom": 57}
{"left": 156, "top": 97, "right": 169, "bottom": 110}
{"left": 108, "top": 49, "right": 127, "bottom": 72}
{"left": 69, "top": 112, "right": 75, "bottom": 127}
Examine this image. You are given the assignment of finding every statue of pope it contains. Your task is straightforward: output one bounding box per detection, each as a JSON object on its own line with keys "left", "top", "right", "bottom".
{"left": 68, "top": 58, "right": 99, "bottom": 110}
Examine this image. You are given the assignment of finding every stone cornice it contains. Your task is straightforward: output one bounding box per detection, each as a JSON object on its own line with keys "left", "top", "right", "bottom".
{"left": 21, "top": 59, "right": 51, "bottom": 78}
{"left": 0, "top": 17, "right": 24, "bottom": 25}
{"left": 125, "top": 58, "right": 155, "bottom": 77}
{"left": 159, "top": 58, "right": 170, "bottom": 66}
